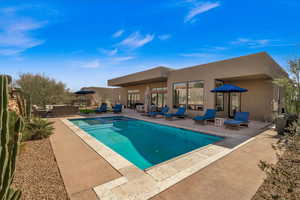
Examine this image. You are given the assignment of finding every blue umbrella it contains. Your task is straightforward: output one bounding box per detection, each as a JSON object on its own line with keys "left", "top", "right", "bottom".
{"left": 74, "top": 90, "right": 95, "bottom": 95}
{"left": 211, "top": 84, "right": 248, "bottom": 93}
{"left": 74, "top": 90, "right": 95, "bottom": 107}
{"left": 211, "top": 84, "right": 248, "bottom": 117}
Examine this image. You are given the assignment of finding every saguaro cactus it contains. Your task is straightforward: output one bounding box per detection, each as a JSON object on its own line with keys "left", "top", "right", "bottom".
{"left": 0, "top": 75, "right": 23, "bottom": 200}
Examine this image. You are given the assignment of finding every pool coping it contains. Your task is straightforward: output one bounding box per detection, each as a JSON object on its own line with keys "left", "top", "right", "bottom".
{"left": 61, "top": 117, "right": 258, "bottom": 200}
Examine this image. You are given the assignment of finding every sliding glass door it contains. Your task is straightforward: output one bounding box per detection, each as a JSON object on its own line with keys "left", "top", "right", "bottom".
{"left": 151, "top": 87, "right": 167, "bottom": 109}
{"left": 230, "top": 92, "right": 241, "bottom": 117}
{"left": 127, "top": 90, "right": 140, "bottom": 108}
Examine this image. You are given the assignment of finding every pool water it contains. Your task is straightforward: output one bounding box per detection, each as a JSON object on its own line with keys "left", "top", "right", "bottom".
{"left": 70, "top": 116, "right": 223, "bottom": 170}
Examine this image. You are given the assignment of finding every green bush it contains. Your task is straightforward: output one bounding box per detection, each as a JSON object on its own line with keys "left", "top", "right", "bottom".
{"left": 26, "top": 118, "right": 54, "bottom": 140}
{"left": 80, "top": 109, "right": 95, "bottom": 114}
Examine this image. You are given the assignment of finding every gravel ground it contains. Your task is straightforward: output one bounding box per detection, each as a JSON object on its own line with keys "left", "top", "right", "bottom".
{"left": 12, "top": 138, "right": 68, "bottom": 200}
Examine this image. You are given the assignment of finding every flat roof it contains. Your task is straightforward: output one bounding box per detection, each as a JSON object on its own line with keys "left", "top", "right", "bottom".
{"left": 108, "top": 66, "right": 172, "bottom": 87}
{"left": 107, "top": 52, "right": 288, "bottom": 87}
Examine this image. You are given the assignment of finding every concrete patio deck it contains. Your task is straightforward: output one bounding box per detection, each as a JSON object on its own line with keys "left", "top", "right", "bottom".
{"left": 49, "top": 110, "right": 277, "bottom": 200}
{"left": 151, "top": 130, "right": 277, "bottom": 200}
{"left": 50, "top": 119, "right": 121, "bottom": 200}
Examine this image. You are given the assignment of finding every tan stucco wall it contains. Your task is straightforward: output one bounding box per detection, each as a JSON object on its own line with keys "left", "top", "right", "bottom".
{"left": 165, "top": 52, "right": 287, "bottom": 121}
{"left": 226, "top": 79, "right": 275, "bottom": 121}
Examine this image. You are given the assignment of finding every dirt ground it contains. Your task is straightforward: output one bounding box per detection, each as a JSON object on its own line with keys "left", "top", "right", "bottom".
{"left": 12, "top": 138, "right": 68, "bottom": 200}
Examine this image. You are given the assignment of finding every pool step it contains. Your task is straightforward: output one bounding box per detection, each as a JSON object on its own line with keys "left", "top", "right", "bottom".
{"left": 81, "top": 123, "right": 115, "bottom": 131}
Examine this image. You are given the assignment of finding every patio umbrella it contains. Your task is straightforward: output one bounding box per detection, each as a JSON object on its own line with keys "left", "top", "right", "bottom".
{"left": 211, "top": 84, "right": 248, "bottom": 118}
{"left": 74, "top": 90, "right": 95, "bottom": 107}
{"left": 74, "top": 90, "right": 95, "bottom": 95}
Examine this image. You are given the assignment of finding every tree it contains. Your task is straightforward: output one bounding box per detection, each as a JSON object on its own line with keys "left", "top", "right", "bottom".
{"left": 274, "top": 58, "right": 300, "bottom": 117}
{"left": 16, "top": 73, "right": 73, "bottom": 108}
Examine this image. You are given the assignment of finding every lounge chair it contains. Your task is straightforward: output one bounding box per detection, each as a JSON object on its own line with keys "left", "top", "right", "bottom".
{"left": 95, "top": 103, "right": 107, "bottom": 113}
{"left": 112, "top": 104, "right": 122, "bottom": 113}
{"left": 193, "top": 109, "right": 217, "bottom": 124}
{"left": 165, "top": 107, "right": 186, "bottom": 120}
{"left": 148, "top": 106, "right": 169, "bottom": 117}
{"left": 224, "top": 112, "right": 249, "bottom": 128}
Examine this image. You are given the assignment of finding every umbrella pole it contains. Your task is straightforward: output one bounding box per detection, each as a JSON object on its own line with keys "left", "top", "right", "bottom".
{"left": 228, "top": 92, "right": 231, "bottom": 118}
{"left": 240, "top": 93, "right": 242, "bottom": 112}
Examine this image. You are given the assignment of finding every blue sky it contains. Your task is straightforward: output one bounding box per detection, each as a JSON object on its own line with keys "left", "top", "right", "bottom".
{"left": 0, "top": 0, "right": 299, "bottom": 90}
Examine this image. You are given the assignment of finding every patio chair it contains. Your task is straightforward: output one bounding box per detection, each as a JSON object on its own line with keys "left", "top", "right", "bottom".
{"left": 193, "top": 109, "right": 217, "bottom": 124}
{"left": 148, "top": 106, "right": 169, "bottom": 117}
{"left": 224, "top": 112, "right": 249, "bottom": 128}
{"left": 95, "top": 103, "right": 107, "bottom": 113}
{"left": 165, "top": 107, "right": 186, "bottom": 120}
{"left": 112, "top": 104, "right": 122, "bottom": 113}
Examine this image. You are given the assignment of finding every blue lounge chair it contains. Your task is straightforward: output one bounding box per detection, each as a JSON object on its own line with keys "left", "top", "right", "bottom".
{"left": 165, "top": 107, "right": 186, "bottom": 120}
{"left": 193, "top": 109, "right": 217, "bottom": 124}
{"left": 112, "top": 104, "right": 122, "bottom": 113}
{"left": 95, "top": 103, "right": 107, "bottom": 113}
{"left": 224, "top": 112, "right": 249, "bottom": 128}
{"left": 149, "top": 106, "right": 169, "bottom": 117}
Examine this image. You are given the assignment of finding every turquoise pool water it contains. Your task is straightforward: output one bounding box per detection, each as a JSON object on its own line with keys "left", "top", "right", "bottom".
{"left": 70, "top": 116, "right": 223, "bottom": 170}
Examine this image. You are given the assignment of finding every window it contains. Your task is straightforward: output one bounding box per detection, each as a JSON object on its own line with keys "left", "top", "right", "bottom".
{"left": 173, "top": 81, "right": 204, "bottom": 110}
{"left": 230, "top": 92, "right": 240, "bottom": 117}
{"left": 151, "top": 87, "right": 167, "bottom": 108}
{"left": 127, "top": 89, "right": 140, "bottom": 108}
{"left": 188, "top": 81, "right": 204, "bottom": 111}
{"left": 173, "top": 82, "right": 187, "bottom": 108}
{"left": 215, "top": 80, "right": 224, "bottom": 111}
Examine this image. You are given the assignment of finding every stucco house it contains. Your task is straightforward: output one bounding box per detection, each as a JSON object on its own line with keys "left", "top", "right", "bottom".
{"left": 107, "top": 52, "right": 288, "bottom": 121}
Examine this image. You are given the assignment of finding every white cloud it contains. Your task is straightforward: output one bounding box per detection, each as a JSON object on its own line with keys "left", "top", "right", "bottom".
{"left": 0, "top": 7, "right": 46, "bottom": 56}
{"left": 111, "top": 56, "right": 135, "bottom": 62}
{"left": 231, "top": 38, "right": 272, "bottom": 48}
{"left": 100, "top": 48, "right": 118, "bottom": 56}
{"left": 180, "top": 52, "right": 217, "bottom": 57}
{"left": 80, "top": 59, "right": 101, "bottom": 68}
{"left": 158, "top": 34, "right": 172, "bottom": 40}
{"left": 184, "top": 1, "right": 220, "bottom": 23}
{"left": 118, "top": 31, "right": 155, "bottom": 49}
{"left": 213, "top": 46, "right": 227, "bottom": 50}
{"left": 0, "top": 49, "right": 24, "bottom": 56}
{"left": 112, "top": 29, "right": 124, "bottom": 38}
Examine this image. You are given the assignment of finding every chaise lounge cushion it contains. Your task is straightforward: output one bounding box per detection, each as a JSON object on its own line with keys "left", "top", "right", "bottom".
{"left": 224, "top": 112, "right": 249, "bottom": 126}
{"left": 193, "top": 109, "right": 216, "bottom": 121}
{"left": 149, "top": 106, "right": 169, "bottom": 117}
{"left": 165, "top": 107, "right": 186, "bottom": 118}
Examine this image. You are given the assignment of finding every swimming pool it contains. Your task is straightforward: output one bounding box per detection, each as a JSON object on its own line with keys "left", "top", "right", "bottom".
{"left": 70, "top": 116, "right": 223, "bottom": 170}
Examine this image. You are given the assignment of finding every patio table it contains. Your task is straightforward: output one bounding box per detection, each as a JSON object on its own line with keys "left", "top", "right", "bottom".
{"left": 215, "top": 117, "right": 226, "bottom": 127}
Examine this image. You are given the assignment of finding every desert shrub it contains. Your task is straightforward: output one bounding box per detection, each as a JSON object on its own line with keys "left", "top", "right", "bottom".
{"left": 26, "top": 118, "right": 55, "bottom": 140}
{"left": 80, "top": 109, "right": 95, "bottom": 114}
{"left": 253, "top": 122, "right": 300, "bottom": 200}
{"left": 16, "top": 73, "right": 73, "bottom": 108}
